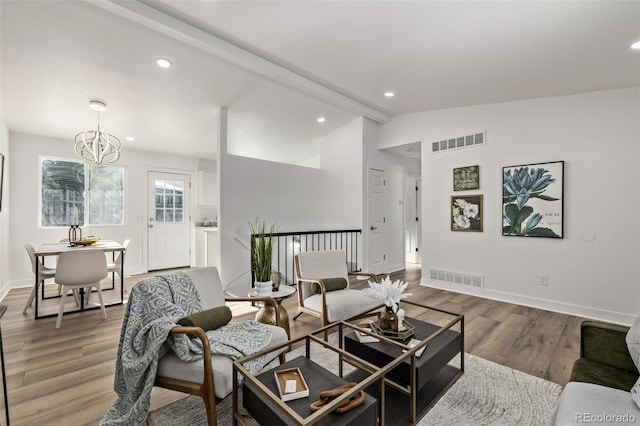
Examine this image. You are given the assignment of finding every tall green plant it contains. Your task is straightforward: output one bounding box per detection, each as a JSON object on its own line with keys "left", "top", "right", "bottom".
{"left": 250, "top": 219, "right": 276, "bottom": 282}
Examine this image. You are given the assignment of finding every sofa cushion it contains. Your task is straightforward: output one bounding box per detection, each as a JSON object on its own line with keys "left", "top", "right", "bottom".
{"left": 581, "top": 320, "right": 636, "bottom": 373}
{"left": 570, "top": 357, "right": 639, "bottom": 392}
{"left": 551, "top": 382, "right": 640, "bottom": 425}
{"left": 177, "top": 306, "right": 232, "bottom": 331}
{"left": 311, "top": 277, "right": 348, "bottom": 295}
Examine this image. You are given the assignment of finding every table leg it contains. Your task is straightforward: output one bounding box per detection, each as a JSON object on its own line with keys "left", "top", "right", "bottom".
{"left": 34, "top": 258, "right": 40, "bottom": 320}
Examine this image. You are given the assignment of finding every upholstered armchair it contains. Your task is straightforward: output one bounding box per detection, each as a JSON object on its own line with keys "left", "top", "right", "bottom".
{"left": 153, "top": 267, "right": 288, "bottom": 426}
{"left": 293, "top": 250, "right": 383, "bottom": 335}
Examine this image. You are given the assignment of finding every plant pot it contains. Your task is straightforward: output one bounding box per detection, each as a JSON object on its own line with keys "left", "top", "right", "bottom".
{"left": 254, "top": 280, "right": 273, "bottom": 296}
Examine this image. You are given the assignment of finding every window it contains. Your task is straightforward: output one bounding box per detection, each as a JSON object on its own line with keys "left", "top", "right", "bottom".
{"left": 41, "top": 158, "right": 124, "bottom": 227}
{"left": 154, "top": 178, "right": 184, "bottom": 223}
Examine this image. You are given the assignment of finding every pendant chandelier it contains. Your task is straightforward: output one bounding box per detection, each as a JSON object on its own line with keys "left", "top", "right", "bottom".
{"left": 74, "top": 100, "right": 121, "bottom": 165}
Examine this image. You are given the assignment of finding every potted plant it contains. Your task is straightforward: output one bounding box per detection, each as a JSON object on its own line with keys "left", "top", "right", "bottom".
{"left": 250, "top": 219, "right": 276, "bottom": 295}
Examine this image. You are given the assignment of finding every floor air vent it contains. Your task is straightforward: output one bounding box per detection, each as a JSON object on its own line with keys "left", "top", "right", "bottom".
{"left": 431, "top": 132, "right": 486, "bottom": 153}
{"left": 429, "top": 268, "right": 484, "bottom": 289}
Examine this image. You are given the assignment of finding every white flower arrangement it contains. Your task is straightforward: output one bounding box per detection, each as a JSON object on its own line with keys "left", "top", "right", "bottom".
{"left": 364, "top": 275, "right": 411, "bottom": 313}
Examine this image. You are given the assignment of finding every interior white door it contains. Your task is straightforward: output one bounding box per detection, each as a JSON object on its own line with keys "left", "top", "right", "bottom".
{"left": 368, "top": 168, "right": 385, "bottom": 274}
{"left": 404, "top": 174, "right": 421, "bottom": 264}
{"left": 147, "top": 171, "right": 191, "bottom": 271}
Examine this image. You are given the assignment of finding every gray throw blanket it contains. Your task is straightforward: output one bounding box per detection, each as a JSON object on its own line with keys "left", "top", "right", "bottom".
{"left": 100, "top": 272, "right": 272, "bottom": 426}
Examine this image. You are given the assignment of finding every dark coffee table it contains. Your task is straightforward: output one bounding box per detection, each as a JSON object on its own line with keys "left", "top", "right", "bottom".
{"left": 242, "top": 356, "right": 378, "bottom": 426}
{"left": 344, "top": 309, "right": 464, "bottom": 425}
{"left": 234, "top": 330, "right": 388, "bottom": 426}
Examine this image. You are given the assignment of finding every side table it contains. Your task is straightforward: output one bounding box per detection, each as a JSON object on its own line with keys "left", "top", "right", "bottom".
{"left": 344, "top": 302, "right": 464, "bottom": 425}
{"left": 249, "top": 285, "right": 296, "bottom": 338}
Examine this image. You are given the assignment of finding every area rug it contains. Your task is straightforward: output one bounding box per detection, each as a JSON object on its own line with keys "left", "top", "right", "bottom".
{"left": 147, "top": 337, "right": 561, "bottom": 426}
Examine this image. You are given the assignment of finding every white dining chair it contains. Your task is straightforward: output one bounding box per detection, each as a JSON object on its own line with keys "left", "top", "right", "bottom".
{"left": 107, "top": 239, "right": 130, "bottom": 279}
{"left": 54, "top": 249, "right": 108, "bottom": 329}
{"left": 22, "top": 244, "right": 58, "bottom": 314}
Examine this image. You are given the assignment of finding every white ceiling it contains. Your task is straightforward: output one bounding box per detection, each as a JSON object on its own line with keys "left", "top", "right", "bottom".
{"left": 1, "top": 1, "right": 639, "bottom": 162}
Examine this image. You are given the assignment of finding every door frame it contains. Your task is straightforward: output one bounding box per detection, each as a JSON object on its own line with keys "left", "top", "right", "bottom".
{"left": 404, "top": 172, "right": 422, "bottom": 265}
{"left": 366, "top": 167, "right": 385, "bottom": 275}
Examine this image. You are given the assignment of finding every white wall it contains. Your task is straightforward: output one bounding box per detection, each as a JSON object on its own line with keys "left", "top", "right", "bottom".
{"left": 9, "top": 132, "right": 202, "bottom": 287}
{"left": 0, "top": 119, "right": 10, "bottom": 298}
{"left": 319, "top": 117, "right": 363, "bottom": 228}
{"left": 362, "top": 118, "right": 408, "bottom": 274}
{"left": 218, "top": 150, "right": 325, "bottom": 294}
{"left": 219, "top": 115, "right": 377, "bottom": 295}
{"left": 378, "top": 87, "right": 640, "bottom": 324}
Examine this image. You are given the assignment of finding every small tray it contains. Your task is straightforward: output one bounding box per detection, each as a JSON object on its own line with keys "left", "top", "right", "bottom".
{"left": 274, "top": 367, "right": 309, "bottom": 402}
{"left": 371, "top": 319, "right": 415, "bottom": 341}
{"left": 69, "top": 237, "right": 101, "bottom": 247}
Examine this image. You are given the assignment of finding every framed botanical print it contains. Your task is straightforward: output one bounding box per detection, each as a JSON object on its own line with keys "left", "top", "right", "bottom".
{"left": 451, "top": 194, "right": 483, "bottom": 232}
{"left": 453, "top": 165, "right": 479, "bottom": 191}
{"left": 502, "top": 161, "right": 564, "bottom": 238}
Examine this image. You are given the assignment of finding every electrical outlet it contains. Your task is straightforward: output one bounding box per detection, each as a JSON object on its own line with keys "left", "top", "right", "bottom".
{"left": 539, "top": 274, "right": 548, "bottom": 286}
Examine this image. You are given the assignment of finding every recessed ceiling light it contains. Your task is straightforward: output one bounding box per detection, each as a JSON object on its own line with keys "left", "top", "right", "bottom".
{"left": 632, "top": 41, "right": 640, "bottom": 49}
{"left": 384, "top": 91, "right": 395, "bottom": 98}
{"left": 317, "top": 117, "right": 326, "bottom": 123}
{"left": 156, "top": 58, "right": 172, "bottom": 68}
{"left": 125, "top": 136, "right": 136, "bottom": 142}
{"left": 89, "top": 100, "right": 107, "bottom": 112}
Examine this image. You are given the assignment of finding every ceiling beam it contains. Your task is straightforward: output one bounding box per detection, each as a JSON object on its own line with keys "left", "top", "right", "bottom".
{"left": 94, "top": 0, "right": 390, "bottom": 123}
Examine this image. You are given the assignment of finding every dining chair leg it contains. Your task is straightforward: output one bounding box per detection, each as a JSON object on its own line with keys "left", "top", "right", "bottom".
{"left": 94, "top": 283, "right": 107, "bottom": 320}
{"left": 22, "top": 281, "right": 40, "bottom": 314}
{"left": 56, "top": 286, "right": 68, "bottom": 329}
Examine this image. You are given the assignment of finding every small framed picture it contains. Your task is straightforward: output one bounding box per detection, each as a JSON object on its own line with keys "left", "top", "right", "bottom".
{"left": 453, "top": 165, "right": 479, "bottom": 191}
{"left": 451, "top": 195, "right": 483, "bottom": 232}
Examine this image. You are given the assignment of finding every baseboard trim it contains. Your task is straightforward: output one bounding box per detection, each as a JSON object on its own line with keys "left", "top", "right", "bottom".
{"left": 421, "top": 278, "right": 635, "bottom": 326}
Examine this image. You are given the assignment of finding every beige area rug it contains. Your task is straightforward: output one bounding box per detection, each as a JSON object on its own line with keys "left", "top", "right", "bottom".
{"left": 148, "top": 337, "right": 561, "bottom": 426}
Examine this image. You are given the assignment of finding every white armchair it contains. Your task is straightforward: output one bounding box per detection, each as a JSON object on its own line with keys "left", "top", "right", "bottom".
{"left": 294, "top": 250, "right": 383, "bottom": 333}
{"left": 153, "top": 267, "right": 288, "bottom": 426}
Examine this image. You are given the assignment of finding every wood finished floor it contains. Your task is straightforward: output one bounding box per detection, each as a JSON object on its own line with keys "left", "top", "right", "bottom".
{"left": 0, "top": 265, "right": 585, "bottom": 425}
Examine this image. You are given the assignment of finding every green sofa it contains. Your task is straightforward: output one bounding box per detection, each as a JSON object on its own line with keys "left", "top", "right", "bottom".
{"left": 549, "top": 320, "right": 640, "bottom": 425}
{"left": 570, "top": 320, "right": 639, "bottom": 390}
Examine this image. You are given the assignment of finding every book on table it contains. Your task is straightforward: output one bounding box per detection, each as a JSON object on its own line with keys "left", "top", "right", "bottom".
{"left": 355, "top": 322, "right": 380, "bottom": 343}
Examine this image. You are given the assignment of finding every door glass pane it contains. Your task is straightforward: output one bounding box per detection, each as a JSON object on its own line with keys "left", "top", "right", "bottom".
{"left": 153, "top": 177, "right": 187, "bottom": 223}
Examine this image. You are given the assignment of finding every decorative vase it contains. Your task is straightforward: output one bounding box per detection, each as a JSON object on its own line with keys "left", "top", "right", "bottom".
{"left": 255, "top": 280, "right": 273, "bottom": 296}
{"left": 379, "top": 306, "right": 398, "bottom": 332}
{"left": 271, "top": 271, "right": 281, "bottom": 292}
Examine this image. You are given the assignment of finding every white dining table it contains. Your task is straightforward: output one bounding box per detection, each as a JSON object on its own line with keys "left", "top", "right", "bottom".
{"left": 33, "top": 240, "right": 125, "bottom": 319}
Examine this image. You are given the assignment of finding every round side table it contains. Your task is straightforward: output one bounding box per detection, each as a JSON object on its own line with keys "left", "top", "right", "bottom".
{"left": 249, "top": 285, "right": 296, "bottom": 338}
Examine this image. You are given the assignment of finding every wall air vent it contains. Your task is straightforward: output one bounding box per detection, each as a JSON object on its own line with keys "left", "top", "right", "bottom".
{"left": 431, "top": 132, "right": 486, "bottom": 153}
{"left": 429, "top": 268, "right": 484, "bottom": 289}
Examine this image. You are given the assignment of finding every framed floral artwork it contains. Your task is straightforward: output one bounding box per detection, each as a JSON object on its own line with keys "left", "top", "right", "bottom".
{"left": 451, "top": 195, "right": 483, "bottom": 232}
{"left": 453, "top": 165, "right": 479, "bottom": 191}
{"left": 502, "top": 160, "right": 564, "bottom": 238}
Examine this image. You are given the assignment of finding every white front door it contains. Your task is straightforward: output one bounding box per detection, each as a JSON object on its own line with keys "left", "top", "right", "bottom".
{"left": 368, "top": 168, "right": 385, "bottom": 274}
{"left": 404, "top": 174, "right": 421, "bottom": 264}
{"left": 147, "top": 171, "right": 191, "bottom": 271}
